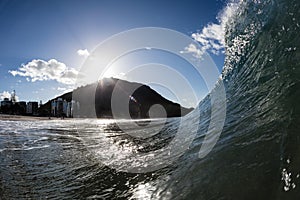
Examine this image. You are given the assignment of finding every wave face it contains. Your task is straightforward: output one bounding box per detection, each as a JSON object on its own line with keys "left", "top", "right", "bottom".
{"left": 173, "top": 0, "right": 300, "bottom": 199}
{"left": 0, "top": 0, "right": 299, "bottom": 199}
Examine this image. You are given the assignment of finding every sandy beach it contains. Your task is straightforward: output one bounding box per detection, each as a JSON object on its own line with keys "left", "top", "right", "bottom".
{"left": 0, "top": 114, "right": 55, "bottom": 121}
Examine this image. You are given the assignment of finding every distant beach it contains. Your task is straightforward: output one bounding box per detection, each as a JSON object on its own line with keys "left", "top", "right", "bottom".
{"left": 0, "top": 114, "right": 55, "bottom": 121}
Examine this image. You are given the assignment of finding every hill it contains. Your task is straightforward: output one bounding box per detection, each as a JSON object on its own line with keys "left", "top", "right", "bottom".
{"left": 39, "top": 78, "right": 193, "bottom": 118}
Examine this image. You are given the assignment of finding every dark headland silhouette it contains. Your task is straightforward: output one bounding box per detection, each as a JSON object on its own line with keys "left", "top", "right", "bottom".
{"left": 40, "top": 78, "right": 193, "bottom": 119}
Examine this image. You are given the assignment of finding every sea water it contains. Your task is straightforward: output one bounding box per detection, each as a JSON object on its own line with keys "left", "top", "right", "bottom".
{"left": 1, "top": 0, "right": 300, "bottom": 199}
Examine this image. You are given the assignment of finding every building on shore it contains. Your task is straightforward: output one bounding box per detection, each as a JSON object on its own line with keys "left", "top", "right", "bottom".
{"left": 66, "top": 101, "right": 75, "bottom": 118}
{"left": 0, "top": 90, "right": 42, "bottom": 116}
{"left": 26, "top": 101, "right": 39, "bottom": 115}
{"left": 15, "top": 101, "right": 27, "bottom": 115}
{"left": 1, "top": 98, "right": 12, "bottom": 107}
{"left": 0, "top": 98, "right": 13, "bottom": 114}
{"left": 1, "top": 97, "right": 38, "bottom": 116}
{"left": 0, "top": 90, "right": 75, "bottom": 117}
{"left": 51, "top": 98, "right": 73, "bottom": 117}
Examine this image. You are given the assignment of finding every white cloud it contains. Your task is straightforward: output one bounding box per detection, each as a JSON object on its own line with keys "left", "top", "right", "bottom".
{"left": 187, "top": 2, "right": 240, "bottom": 57}
{"left": 56, "top": 86, "right": 74, "bottom": 94}
{"left": 77, "top": 49, "right": 90, "bottom": 57}
{"left": 0, "top": 91, "right": 19, "bottom": 101}
{"left": 181, "top": 43, "right": 206, "bottom": 59}
{"left": 57, "top": 87, "right": 66, "bottom": 91}
{"left": 0, "top": 91, "right": 11, "bottom": 100}
{"left": 9, "top": 59, "right": 78, "bottom": 85}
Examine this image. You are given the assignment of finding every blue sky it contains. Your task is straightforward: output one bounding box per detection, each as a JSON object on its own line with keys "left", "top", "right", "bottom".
{"left": 0, "top": 0, "right": 229, "bottom": 107}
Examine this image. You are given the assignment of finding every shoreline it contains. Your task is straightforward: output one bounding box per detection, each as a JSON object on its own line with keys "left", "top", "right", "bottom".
{"left": 0, "top": 114, "right": 63, "bottom": 121}
{"left": 0, "top": 114, "right": 180, "bottom": 122}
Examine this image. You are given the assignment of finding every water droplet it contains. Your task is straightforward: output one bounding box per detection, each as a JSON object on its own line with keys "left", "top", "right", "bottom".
{"left": 284, "top": 47, "right": 295, "bottom": 52}
{"left": 284, "top": 186, "right": 289, "bottom": 191}
{"left": 281, "top": 168, "right": 296, "bottom": 192}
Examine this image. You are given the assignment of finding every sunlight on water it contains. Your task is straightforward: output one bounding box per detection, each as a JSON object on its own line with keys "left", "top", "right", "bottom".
{"left": 130, "top": 183, "right": 156, "bottom": 200}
